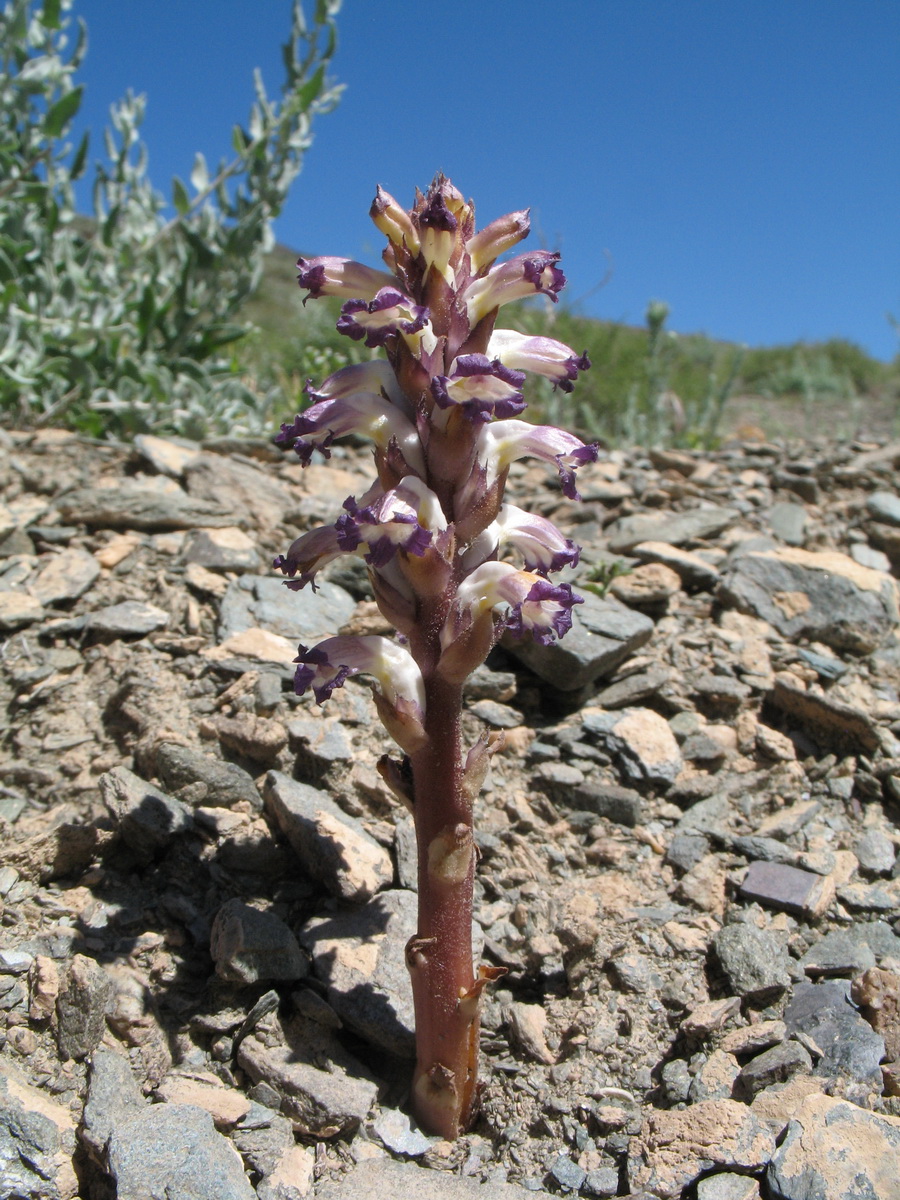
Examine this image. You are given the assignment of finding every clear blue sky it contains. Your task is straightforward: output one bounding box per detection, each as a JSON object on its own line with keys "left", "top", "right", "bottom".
{"left": 71, "top": 1, "right": 899, "bottom": 361}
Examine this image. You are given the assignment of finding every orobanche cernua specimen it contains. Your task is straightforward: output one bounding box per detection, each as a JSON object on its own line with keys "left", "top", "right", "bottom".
{"left": 274, "top": 175, "right": 596, "bottom": 1137}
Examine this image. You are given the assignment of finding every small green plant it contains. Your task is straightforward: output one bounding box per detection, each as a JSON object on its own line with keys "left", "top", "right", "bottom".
{"left": 0, "top": 0, "right": 341, "bottom": 437}
{"left": 581, "top": 558, "right": 633, "bottom": 598}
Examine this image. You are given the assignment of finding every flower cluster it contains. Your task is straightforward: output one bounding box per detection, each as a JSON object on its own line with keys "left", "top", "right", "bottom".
{"left": 277, "top": 175, "right": 597, "bottom": 724}
{"left": 275, "top": 176, "right": 598, "bottom": 1139}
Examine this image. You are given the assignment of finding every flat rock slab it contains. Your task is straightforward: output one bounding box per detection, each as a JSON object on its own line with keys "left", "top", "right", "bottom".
{"left": 155, "top": 742, "right": 261, "bottom": 810}
{"left": 86, "top": 600, "right": 170, "bottom": 638}
{"left": 30, "top": 546, "right": 100, "bottom": 605}
{"left": 766, "top": 675, "right": 880, "bottom": 757}
{"left": 219, "top": 575, "right": 356, "bottom": 644}
{"left": 768, "top": 1093, "right": 900, "bottom": 1200}
{"left": 81, "top": 1047, "right": 145, "bottom": 1159}
{"left": 506, "top": 590, "right": 653, "bottom": 691}
{"left": 182, "top": 526, "right": 261, "bottom": 572}
{"left": 300, "top": 889, "right": 417, "bottom": 1057}
{"left": 313, "top": 1158, "right": 553, "bottom": 1199}
{"left": 264, "top": 771, "right": 393, "bottom": 903}
{"left": 632, "top": 540, "right": 721, "bottom": 591}
{"left": 627, "top": 1098, "right": 775, "bottom": 1199}
{"left": 719, "top": 546, "right": 900, "bottom": 653}
{"left": 59, "top": 485, "right": 235, "bottom": 530}
{"left": 237, "top": 1014, "right": 377, "bottom": 1138}
{"left": 740, "top": 859, "right": 835, "bottom": 918}
{"left": 107, "top": 1103, "right": 255, "bottom": 1200}
{"left": 607, "top": 505, "right": 739, "bottom": 553}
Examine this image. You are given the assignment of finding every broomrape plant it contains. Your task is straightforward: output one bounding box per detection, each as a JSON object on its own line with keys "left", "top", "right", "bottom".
{"left": 276, "top": 175, "right": 597, "bottom": 1138}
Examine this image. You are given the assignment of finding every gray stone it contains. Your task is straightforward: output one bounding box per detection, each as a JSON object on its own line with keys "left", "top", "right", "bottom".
{"left": 156, "top": 742, "right": 261, "bottom": 810}
{"left": 767, "top": 1094, "right": 900, "bottom": 1200}
{"left": 468, "top": 698, "right": 524, "bottom": 728}
{"left": 505, "top": 590, "right": 653, "bottom": 690}
{"left": 606, "top": 505, "right": 739, "bottom": 553}
{"left": 218, "top": 574, "right": 356, "bottom": 643}
{"left": 237, "top": 1013, "right": 377, "bottom": 1137}
{"left": 798, "top": 929, "right": 877, "bottom": 977}
{"left": 583, "top": 1166, "right": 621, "bottom": 1197}
{"left": 263, "top": 771, "right": 393, "bottom": 903}
{"left": 850, "top": 541, "right": 892, "bottom": 572}
{"left": 571, "top": 781, "right": 643, "bottom": 826}
{"left": 631, "top": 540, "right": 721, "bottom": 591}
{"left": 370, "top": 1107, "right": 433, "bottom": 1156}
{"left": 0, "top": 1066, "right": 78, "bottom": 1200}
{"left": 867, "top": 489, "right": 900, "bottom": 526}
{"left": 665, "top": 833, "right": 710, "bottom": 871}
{"left": 696, "top": 1174, "right": 760, "bottom": 1200}
{"left": 229, "top": 1109, "right": 294, "bottom": 1179}
{"left": 713, "top": 924, "right": 791, "bottom": 1001}
{"left": 549, "top": 1154, "right": 587, "bottom": 1191}
{"left": 768, "top": 501, "right": 807, "bottom": 546}
{"left": 210, "top": 899, "right": 308, "bottom": 984}
{"left": 314, "top": 1158, "right": 553, "bottom": 1199}
{"left": 732, "top": 835, "right": 796, "bottom": 864}
{"left": 134, "top": 433, "right": 203, "bottom": 477}
{"left": 81, "top": 1046, "right": 145, "bottom": 1159}
{"left": 718, "top": 546, "right": 900, "bottom": 654}
{"left": 184, "top": 454, "right": 296, "bottom": 533}
{"left": 56, "top": 953, "right": 114, "bottom": 1061}
{"left": 784, "top": 980, "right": 885, "bottom": 1099}
{"left": 31, "top": 546, "right": 100, "bottom": 605}
{"left": 582, "top": 707, "right": 683, "bottom": 787}
{"left": 59, "top": 484, "right": 234, "bottom": 530}
{"left": 300, "top": 889, "right": 417, "bottom": 1057}
{"left": 99, "top": 766, "right": 192, "bottom": 861}
{"left": 737, "top": 1040, "right": 813, "bottom": 1098}
{"left": 595, "top": 663, "right": 672, "bottom": 710}
{"left": 107, "top": 1103, "right": 256, "bottom": 1200}
{"left": 286, "top": 715, "right": 355, "bottom": 777}
{"left": 86, "top": 600, "right": 170, "bottom": 638}
{"left": 855, "top": 829, "right": 896, "bottom": 875}
{"left": 182, "top": 527, "right": 261, "bottom": 572}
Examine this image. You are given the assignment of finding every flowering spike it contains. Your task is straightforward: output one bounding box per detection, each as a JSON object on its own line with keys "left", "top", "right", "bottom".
{"left": 276, "top": 177, "right": 597, "bottom": 1141}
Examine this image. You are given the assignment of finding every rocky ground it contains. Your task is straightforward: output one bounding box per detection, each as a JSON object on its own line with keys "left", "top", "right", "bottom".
{"left": 0, "top": 426, "right": 899, "bottom": 1200}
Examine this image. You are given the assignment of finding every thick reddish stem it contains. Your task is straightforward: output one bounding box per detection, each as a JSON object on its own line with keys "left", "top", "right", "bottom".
{"left": 407, "top": 671, "right": 481, "bottom": 1139}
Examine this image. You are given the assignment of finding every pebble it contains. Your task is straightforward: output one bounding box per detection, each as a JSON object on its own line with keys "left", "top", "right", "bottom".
{"left": 55, "top": 953, "right": 114, "bottom": 1062}
{"left": 99, "top": 765, "right": 192, "bottom": 861}
{"left": 739, "top": 860, "right": 835, "bottom": 918}
{"left": 86, "top": 599, "right": 170, "bottom": 638}
{"left": 631, "top": 539, "right": 721, "bottom": 590}
{"left": 607, "top": 505, "right": 739, "bottom": 553}
{"left": 582, "top": 706, "right": 683, "bottom": 786}
{"left": 370, "top": 1107, "right": 433, "bottom": 1156}
{"left": 182, "top": 526, "right": 262, "bottom": 572}
{"left": 0, "top": 588, "right": 43, "bottom": 629}
{"left": 784, "top": 980, "right": 886, "bottom": 1100}
{"left": 155, "top": 741, "right": 261, "bottom": 809}
{"left": 218, "top": 574, "right": 356, "bottom": 643}
{"left": 30, "top": 546, "right": 100, "bottom": 605}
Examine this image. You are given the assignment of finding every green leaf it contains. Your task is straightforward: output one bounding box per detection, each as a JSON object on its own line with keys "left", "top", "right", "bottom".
{"left": 172, "top": 177, "right": 190, "bottom": 215}
{"left": 42, "top": 0, "right": 63, "bottom": 30}
{"left": 70, "top": 131, "right": 89, "bottom": 180}
{"left": 44, "top": 87, "right": 83, "bottom": 139}
{"left": 297, "top": 65, "right": 324, "bottom": 110}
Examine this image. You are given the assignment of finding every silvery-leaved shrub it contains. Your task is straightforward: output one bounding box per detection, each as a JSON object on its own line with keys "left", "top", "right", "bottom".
{"left": 276, "top": 175, "right": 597, "bottom": 1138}
{"left": 0, "top": 0, "right": 341, "bottom": 437}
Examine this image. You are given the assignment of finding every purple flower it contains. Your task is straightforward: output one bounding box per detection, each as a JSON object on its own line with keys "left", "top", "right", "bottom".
{"left": 464, "top": 251, "right": 566, "bottom": 325}
{"left": 276, "top": 391, "right": 426, "bottom": 475}
{"left": 463, "top": 504, "right": 581, "bottom": 574}
{"left": 449, "top": 562, "right": 582, "bottom": 647}
{"left": 487, "top": 329, "right": 591, "bottom": 393}
{"left": 337, "top": 287, "right": 432, "bottom": 349}
{"left": 297, "top": 256, "right": 397, "bottom": 302}
{"left": 305, "top": 359, "right": 411, "bottom": 415}
{"left": 430, "top": 354, "right": 526, "bottom": 423}
{"left": 293, "top": 635, "right": 427, "bottom": 753}
{"left": 455, "top": 419, "right": 599, "bottom": 524}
